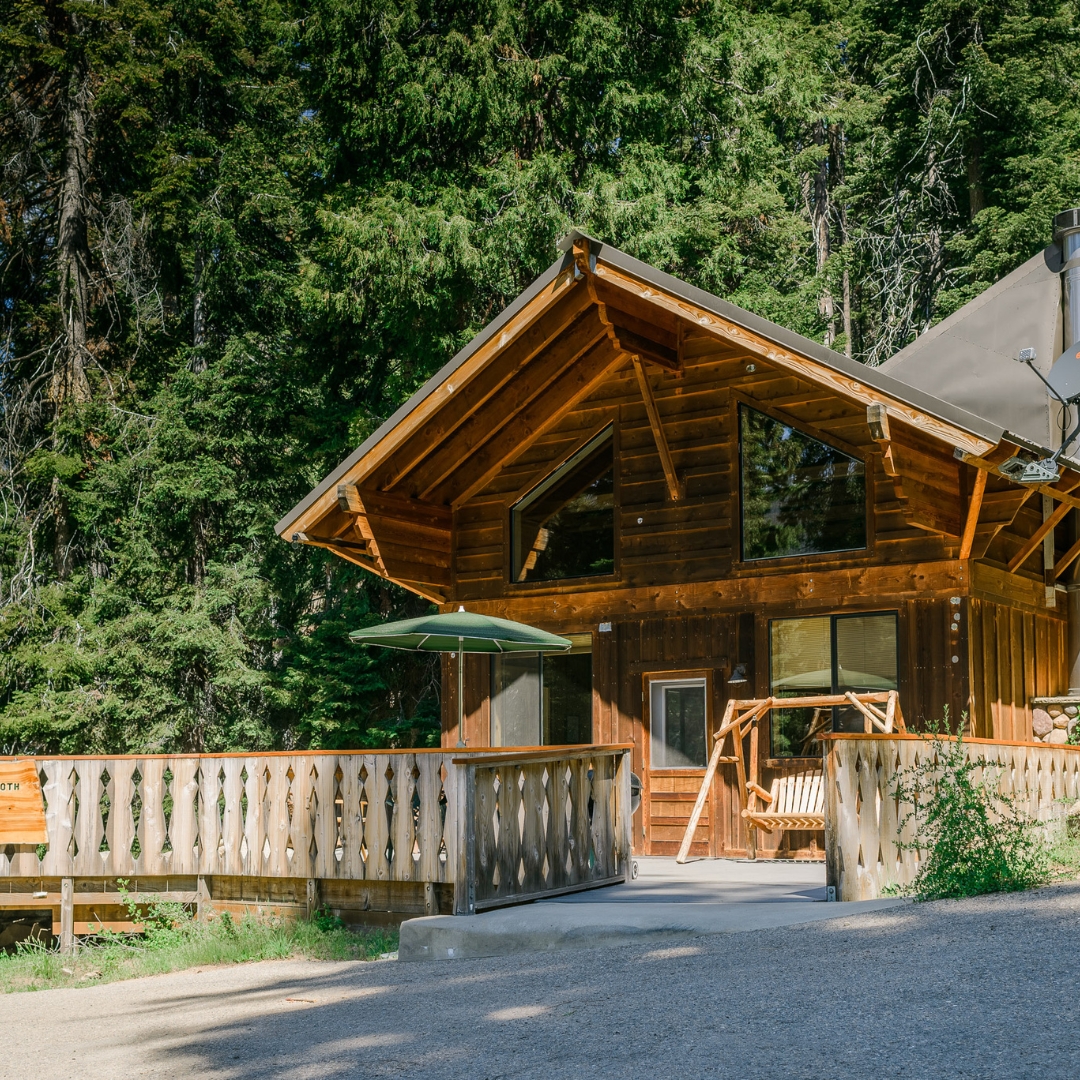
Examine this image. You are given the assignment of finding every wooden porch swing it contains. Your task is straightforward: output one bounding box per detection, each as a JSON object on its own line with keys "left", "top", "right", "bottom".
{"left": 675, "top": 690, "right": 905, "bottom": 862}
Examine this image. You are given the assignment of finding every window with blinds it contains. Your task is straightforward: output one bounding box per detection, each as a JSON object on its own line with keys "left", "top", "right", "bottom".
{"left": 770, "top": 612, "right": 898, "bottom": 756}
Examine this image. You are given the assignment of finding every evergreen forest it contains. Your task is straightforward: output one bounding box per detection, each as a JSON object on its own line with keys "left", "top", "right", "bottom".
{"left": 2, "top": 0, "right": 1079, "bottom": 754}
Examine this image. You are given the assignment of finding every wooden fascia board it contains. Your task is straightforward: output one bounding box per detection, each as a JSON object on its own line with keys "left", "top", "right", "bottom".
{"left": 593, "top": 262, "right": 997, "bottom": 459}
{"left": 280, "top": 265, "right": 579, "bottom": 537}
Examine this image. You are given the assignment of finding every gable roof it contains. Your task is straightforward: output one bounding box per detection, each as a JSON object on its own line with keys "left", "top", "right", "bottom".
{"left": 276, "top": 231, "right": 1005, "bottom": 546}
{"left": 880, "top": 245, "right": 1065, "bottom": 453}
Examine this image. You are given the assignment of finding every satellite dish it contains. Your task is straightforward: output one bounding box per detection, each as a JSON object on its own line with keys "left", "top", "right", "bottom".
{"left": 1047, "top": 341, "right": 1080, "bottom": 402}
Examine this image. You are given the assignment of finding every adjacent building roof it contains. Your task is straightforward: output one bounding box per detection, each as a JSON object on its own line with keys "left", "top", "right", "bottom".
{"left": 880, "top": 245, "right": 1065, "bottom": 453}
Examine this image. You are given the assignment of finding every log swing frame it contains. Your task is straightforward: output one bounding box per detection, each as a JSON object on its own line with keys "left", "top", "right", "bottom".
{"left": 674, "top": 691, "right": 906, "bottom": 863}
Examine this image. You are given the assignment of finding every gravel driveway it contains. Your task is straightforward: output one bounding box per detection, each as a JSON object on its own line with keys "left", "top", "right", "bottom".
{"left": 3, "top": 884, "right": 1079, "bottom": 1080}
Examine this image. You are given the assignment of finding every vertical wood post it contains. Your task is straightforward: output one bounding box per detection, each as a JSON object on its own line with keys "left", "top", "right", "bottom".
{"left": 746, "top": 718, "right": 760, "bottom": 859}
{"left": 614, "top": 750, "right": 633, "bottom": 878}
{"left": 59, "top": 877, "right": 74, "bottom": 955}
{"left": 306, "top": 878, "right": 319, "bottom": 919}
{"left": 195, "top": 875, "right": 211, "bottom": 921}
{"left": 453, "top": 762, "right": 476, "bottom": 915}
{"left": 424, "top": 881, "right": 437, "bottom": 916}
{"left": 823, "top": 742, "right": 841, "bottom": 899}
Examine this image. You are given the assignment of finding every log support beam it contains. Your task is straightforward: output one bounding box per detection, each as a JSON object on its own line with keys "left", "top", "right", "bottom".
{"left": 633, "top": 357, "right": 683, "bottom": 501}
{"left": 959, "top": 468, "right": 987, "bottom": 560}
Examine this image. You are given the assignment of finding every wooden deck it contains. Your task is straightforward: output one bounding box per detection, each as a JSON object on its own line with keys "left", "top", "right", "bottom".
{"left": 0, "top": 745, "right": 633, "bottom": 948}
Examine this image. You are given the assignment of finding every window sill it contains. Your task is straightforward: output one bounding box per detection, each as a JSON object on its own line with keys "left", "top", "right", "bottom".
{"left": 507, "top": 573, "right": 620, "bottom": 592}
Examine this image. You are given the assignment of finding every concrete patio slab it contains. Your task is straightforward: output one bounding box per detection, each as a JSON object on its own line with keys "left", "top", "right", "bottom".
{"left": 399, "top": 897, "right": 907, "bottom": 960}
{"left": 399, "top": 857, "right": 904, "bottom": 960}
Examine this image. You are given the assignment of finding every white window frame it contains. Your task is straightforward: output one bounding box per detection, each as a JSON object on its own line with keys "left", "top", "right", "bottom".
{"left": 649, "top": 677, "right": 708, "bottom": 769}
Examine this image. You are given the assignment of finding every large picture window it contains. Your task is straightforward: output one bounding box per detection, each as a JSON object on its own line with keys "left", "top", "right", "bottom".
{"left": 490, "top": 635, "right": 593, "bottom": 746}
{"left": 740, "top": 405, "right": 866, "bottom": 561}
{"left": 770, "top": 612, "right": 898, "bottom": 756}
{"left": 649, "top": 678, "right": 708, "bottom": 769}
{"left": 511, "top": 427, "right": 615, "bottom": 583}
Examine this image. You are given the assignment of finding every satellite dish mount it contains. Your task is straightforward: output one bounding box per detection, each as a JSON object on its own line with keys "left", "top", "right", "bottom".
{"left": 999, "top": 346, "right": 1080, "bottom": 484}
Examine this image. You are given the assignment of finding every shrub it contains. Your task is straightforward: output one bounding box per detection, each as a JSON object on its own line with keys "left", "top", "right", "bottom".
{"left": 893, "top": 717, "right": 1051, "bottom": 900}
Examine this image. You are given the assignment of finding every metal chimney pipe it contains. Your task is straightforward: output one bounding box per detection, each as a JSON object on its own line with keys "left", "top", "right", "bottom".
{"left": 1055, "top": 208, "right": 1080, "bottom": 350}
{"left": 1057, "top": 209, "right": 1080, "bottom": 693}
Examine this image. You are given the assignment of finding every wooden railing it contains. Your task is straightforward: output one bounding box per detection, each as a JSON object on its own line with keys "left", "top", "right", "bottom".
{"left": 823, "top": 734, "right": 1080, "bottom": 901}
{"left": 454, "top": 745, "right": 633, "bottom": 914}
{"left": 0, "top": 745, "right": 633, "bottom": 940}
{"left": 0, "top": 751, "right": 459, "bottom": 884}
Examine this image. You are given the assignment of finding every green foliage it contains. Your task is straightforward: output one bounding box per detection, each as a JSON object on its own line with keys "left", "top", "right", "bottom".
{"left": 2, "top": 0, "right": 1080, "bottom": 752}
{"left": 893, "top": 718, "right": 1051, "bottom": 900}
{"left": 0, "top": 902, "right": 397, "bottom": 993}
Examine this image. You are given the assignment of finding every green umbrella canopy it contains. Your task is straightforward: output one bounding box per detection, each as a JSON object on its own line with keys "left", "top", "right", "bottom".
{"left": 350, "top": 609, "right": 571, "bottom": 747}
{"left": 349, "top": 609, "right": 572, "bottom": 654}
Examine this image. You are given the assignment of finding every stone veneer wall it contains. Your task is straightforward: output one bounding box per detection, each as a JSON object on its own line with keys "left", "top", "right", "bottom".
{"left": 1030, "top": 697, "right": 1080, "bottom": 745}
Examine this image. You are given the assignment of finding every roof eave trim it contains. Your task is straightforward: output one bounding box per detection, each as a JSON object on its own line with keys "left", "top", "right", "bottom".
{"left": 274, "top": 251, "right": 576, "bottom": 537}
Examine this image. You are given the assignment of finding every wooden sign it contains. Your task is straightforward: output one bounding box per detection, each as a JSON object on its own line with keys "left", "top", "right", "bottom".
{"left": 0, "top": 760, "right": 47, "bottom": 845}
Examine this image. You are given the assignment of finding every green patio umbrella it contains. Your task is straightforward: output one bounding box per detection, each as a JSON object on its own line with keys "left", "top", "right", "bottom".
{"left": 350, "top": 607, "right": 572, "bottom": 746}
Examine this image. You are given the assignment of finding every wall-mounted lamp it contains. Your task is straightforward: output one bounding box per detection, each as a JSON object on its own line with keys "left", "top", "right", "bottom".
{"left": 727, "top": 663, "right": 748, "bottom": 686}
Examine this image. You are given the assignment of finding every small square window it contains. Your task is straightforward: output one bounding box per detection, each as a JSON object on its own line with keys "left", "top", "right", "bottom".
{"left": 649, "top": 678, "right": 707, "bottom": 768}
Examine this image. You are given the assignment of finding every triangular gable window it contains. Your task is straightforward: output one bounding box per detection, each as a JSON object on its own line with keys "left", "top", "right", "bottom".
{"left": 740, "top": 406, "right": 866, "bottom": 560}
{"left": 512, "top": 427, "right": 615, "bottom": 583}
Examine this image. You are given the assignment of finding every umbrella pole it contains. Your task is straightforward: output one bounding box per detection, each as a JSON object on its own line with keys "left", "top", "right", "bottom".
{"left": 456, "top": 637, "right": 465, "bottom": 747}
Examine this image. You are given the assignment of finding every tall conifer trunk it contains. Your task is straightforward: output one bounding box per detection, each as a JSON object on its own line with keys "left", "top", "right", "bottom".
{"left": 811, "top": 119, "right": 836, "bottom": 348}
{"left": 53, "top": 58, "right": 93, "bottom": 405}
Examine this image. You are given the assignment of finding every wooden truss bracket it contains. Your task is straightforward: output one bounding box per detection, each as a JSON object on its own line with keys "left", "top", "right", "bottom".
{"left": 959, "top": 469, "right": 987, "bottom": 560}
{"left": 632, "top": 357, "right": 683, "bottom": 501}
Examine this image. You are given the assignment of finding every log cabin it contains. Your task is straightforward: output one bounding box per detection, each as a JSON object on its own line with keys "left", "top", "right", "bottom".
{"left": 277, "top": 216, "right": 1080, "bottom": 859}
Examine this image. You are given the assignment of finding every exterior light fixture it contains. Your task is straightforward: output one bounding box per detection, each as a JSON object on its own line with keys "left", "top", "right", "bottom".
{"left": 727, "top": 663, "right": 748, "bottom": 685}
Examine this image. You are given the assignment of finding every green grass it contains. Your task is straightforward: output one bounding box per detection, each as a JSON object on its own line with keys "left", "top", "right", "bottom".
{"left": 0, "top": 904, "right": 398, "bottom": 993}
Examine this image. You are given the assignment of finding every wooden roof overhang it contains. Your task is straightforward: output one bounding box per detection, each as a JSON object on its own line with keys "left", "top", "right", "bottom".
{"left": 277, "top": 231, "right": 1078, "bottom": 603}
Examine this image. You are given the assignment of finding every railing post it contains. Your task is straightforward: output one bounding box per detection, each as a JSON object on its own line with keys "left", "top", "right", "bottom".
{"left": 453, "top": 761, "right": 476, "bottom": 915}
{"left": 59, "top": 877, "right": 74, "bottom": 955}
{"left": 823, "top": 742, "right": 839, "bottom": 900}
{"left": 615, "top": 750, "right": 632, "bottom": 878}
{"left": 196, "top": 875, "right": 211, "bottom": 921}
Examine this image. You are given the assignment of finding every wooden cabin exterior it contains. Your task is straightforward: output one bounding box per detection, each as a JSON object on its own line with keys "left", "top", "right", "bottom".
{"left": 277, "top": 232, "right": 1080, "bottom": 860}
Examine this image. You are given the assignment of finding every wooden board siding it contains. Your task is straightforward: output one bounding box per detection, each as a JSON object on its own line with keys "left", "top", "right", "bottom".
{"left": 967, "top": 598, "right": 1068, "bottom": 741}
{"left": 432, "top": 325, "right": 1072, "bottom": 858}
{"left": 454, "top": 327, "right": 963, "bottom": 604}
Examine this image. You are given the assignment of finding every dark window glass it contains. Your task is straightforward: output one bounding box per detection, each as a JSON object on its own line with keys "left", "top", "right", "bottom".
{"left": 512, "top": 428, "right": 615, "bottom": 582}
{"left": 740, "top": 406, "right": 866, "bottom": 561}
{"left": 542, "top": 653, "right": 593, "bottom": 745}
{"left": 491, "top": 654, "right": 541, "bottom": 746}
{"left": 769, "top": 613, "right": 898, "bottom": 756}
{"left": 649, "top": 680, "right": 707, "bottom": 768}
{"left": 491, "top": 647, "right": 593, "bottom": 746}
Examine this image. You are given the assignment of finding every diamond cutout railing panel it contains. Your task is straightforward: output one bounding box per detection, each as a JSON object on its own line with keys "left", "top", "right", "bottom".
{"left": 7, "top": 748, "right": 624, "bottom": 895}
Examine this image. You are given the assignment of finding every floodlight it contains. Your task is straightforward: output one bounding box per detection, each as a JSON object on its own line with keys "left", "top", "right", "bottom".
{"left": 1019, "top": 347, "right": 1037, "bottom": 362}
{"left": 998, "top": 456, "right": 1062, "bottom": 485}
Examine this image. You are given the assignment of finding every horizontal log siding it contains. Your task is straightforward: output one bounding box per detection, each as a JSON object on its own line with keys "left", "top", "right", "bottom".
{"left": 453, "top": 328, "right": 959, "bottom": 602}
